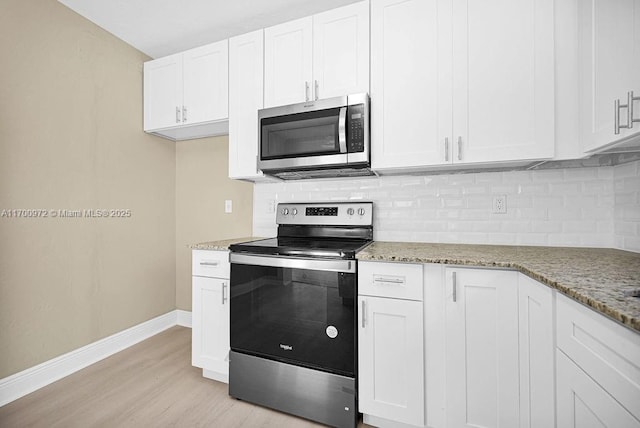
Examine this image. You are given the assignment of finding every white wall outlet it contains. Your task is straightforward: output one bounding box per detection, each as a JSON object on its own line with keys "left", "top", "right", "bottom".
{"left": 267, "top": 200, "right": 276, "bottom": 213}
{"left": 224, "top": 200, "right": 232, "bottom": 213}
{"left": 493, "top": 195, "right": 507, "bottom": 214}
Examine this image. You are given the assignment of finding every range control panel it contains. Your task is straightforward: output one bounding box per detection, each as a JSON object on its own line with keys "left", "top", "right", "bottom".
{"left": 276, "top": 202, "right": 373, "bottom": 226}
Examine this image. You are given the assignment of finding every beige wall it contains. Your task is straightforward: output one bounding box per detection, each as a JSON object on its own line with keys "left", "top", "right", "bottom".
{"left": 0, "top": 0, "right": 176, "bottom": 377}
{"left": 175, "top": 136, "right": 253, "bottom": 310}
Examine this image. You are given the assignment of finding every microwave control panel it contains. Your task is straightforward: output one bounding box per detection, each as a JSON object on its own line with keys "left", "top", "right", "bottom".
{"left": 347, "top": 104, "right": 366, "bottom": 153}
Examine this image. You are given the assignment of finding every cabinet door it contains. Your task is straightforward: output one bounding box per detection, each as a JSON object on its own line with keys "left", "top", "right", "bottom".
{"left": 518, "top": 275, "right": 554, "bottom": 428}
{"left": 451, "top": 0, "right": 554, "bottom": 163}
{"left": 557, "top": 351, "right": 640, "bottom": 428}
{"left": 579, "top": 0, "right": 640, "bottom": 152}
{"left": 313, "top": 0, "right": 369, "bottom": 100}
{"left": 192, "top": 276, "right": 230, "bottom": 378}
{"left": 229, "top": 30, "right": 264, "bottom": 179}
{"left": 371, "top": 0, "right": 450, "bottom": 169}
{"left": 445, "top": 268, "right": 520, "bottom": 428}
{"left": 183, "top": 40, "right": 229, "bottom": 125}
{"left": 143, "top": 53, "right": 182, "bottom": 130}
{"left": 264, "top": 17, "right": 313, "bottom": 108}
{"left": 358, "top": 296, "right": 424, "bottom": 426}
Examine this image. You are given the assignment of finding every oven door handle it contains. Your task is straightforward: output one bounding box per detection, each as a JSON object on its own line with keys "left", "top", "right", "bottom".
{"left": 230, "top": 253, "right": 356, "bottom": 273}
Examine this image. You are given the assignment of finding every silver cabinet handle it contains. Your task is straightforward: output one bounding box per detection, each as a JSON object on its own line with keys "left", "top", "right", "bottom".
{"left": 361, "top": 300, "right": 367, "bottom": 328}
{"left": 630, "top": 91, "right": 640, "bottom": 128}
{"left": 452, "top": 271, "right": 457, "bottom": 302}
{"left": 305, "top": 81, "right": 310, "bottom": 102}
{"left": 457, "top": 136, "right": 463, "bottom": 161}
{"left": 182, "top": 106, "right": 187, "bottom": 123}
{"left": 176, "top": 106, "right": 181, "bottom": 123}
{"left": 615, "top": 97, "right": 631, "bottom": 134}
{"left": 200, "top": 261, "right": 219, "bottom": 266}
{"left": 338, "top": 107, "right": 347, "bottom": 153}
{"left": 222, "top": 282, "right": 227, "bottom": 304}
{"left": 445, "top": 137, "right": 450, "bottom": 162}
{"left": 314, "top": 80, "right": 319, "bottom": 101}
{"left": 373, "top": 275, "right": 405, "bottom": 285}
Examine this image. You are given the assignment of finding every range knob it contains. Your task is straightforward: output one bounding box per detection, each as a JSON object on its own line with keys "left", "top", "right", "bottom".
{"left": 282, "top": 208, "right": 289, "bottom": 215}
{"left": 347, "top": 208, "right": 355, "bottom": 216}
{"left": 357, "top": 208, "right": 366, "bottom": 216}
{"left": 292, "top": 208, "right": 298, "bottom": 216}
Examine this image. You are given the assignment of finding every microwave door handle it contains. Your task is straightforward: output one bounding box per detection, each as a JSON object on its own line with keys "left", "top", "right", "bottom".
{"left": 338, "top": 106, "right": 347, "bottom": 153}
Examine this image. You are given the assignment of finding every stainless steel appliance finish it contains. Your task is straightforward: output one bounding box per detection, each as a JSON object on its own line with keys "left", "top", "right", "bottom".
{"left": 258, "top": 93, "right": 371, "bottom": 179}
{"left": 229, "top": 351, "right": 357, "bottom": 428}
{"left": 229, "top": 253, "right": 356, "bottom": 273}
{"left": 229, "top": 202, "right": 373, "bottom": 428}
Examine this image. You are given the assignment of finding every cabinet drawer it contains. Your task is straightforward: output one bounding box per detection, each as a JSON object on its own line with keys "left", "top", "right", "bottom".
{"left": 192, "top": 250, "right": 230, "bottom": 278}
{"left": 358, "top": 261, "right": 423, "bottom": 301}
{"left": 556, "top": 293, "right": 640, "bottom": 420}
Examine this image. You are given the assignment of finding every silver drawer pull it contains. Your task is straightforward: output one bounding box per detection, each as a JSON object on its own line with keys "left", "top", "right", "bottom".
{"left": 200, "top": 261, "right": 219, "bottom": 267}
{"left": 373, "top": 275, "right": 405, "bottom": 285}
{"left": 361, "top": 300, "right": 367, "bottom": 328}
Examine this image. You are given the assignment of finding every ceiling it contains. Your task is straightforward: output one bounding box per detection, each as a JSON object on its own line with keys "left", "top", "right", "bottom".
{"left": 58, "top": 0, "right": 362, "bottom": 59}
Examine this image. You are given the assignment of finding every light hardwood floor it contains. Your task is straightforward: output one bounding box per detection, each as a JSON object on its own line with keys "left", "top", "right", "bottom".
{"left": 0, "top": 326, "right": 371, "bottom": 427}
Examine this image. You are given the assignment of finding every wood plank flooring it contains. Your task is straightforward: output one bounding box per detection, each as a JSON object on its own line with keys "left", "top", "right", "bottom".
{"left": 0, "top": 326, "right": 371, "bottom": 427}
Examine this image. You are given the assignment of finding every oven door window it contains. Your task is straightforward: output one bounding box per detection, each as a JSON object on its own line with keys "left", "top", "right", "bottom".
{"left": 230, "top": 262, "right": 356, "bottom": 377}
{"left": 261, "top": 108, "right": 342, "bottom": 160}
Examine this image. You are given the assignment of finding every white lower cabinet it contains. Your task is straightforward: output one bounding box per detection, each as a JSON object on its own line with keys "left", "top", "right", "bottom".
{"left": 518, "top": 275, "right": 555, "bottom": 428}
{"left": 358, "top": 261, "right": 425, "bottom": 427}
{"left": 191, "top": 250, "right": 230, "bottom": 383}
{"left": 556, "top": 351, "right": 640, "bottom": 428}
{"left": 358, "top": 261, "right": 638, "bottom": 428}
{"left": 444, "top": 268, "right": 520, "bottom": 428}
{"left": 556, "top": 293, "right": 640, "bottom": 427}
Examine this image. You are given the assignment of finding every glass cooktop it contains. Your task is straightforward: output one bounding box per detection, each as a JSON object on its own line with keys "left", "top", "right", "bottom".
{"left": 229, "top": 237, "right": 372, "bottom": 260}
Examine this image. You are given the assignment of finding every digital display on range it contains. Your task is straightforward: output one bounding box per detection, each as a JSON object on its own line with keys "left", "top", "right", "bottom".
{"left": 306, "top": 207, "right": 338, "bottom": 216}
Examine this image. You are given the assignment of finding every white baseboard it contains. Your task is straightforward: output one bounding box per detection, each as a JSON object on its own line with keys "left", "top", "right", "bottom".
{"left": 176, "top": 309, "right": 192, "bottom": 328}
{"left": 0, "top": 310, "right": 184, "bottom": 407}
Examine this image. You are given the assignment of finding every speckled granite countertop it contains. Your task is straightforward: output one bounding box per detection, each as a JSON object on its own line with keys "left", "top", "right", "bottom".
{"left": 189, "top": 237, "right": 263, "bottom": 251}
{"left": 358, "top": 242, "right": 640, "bottom": 333}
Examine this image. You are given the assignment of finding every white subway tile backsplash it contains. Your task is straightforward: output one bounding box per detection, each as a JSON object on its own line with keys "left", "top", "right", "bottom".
{"left": 253, "top": 161, "right": 640, "bottom": 251}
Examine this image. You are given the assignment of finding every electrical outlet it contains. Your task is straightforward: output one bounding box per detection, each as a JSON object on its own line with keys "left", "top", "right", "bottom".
{"left": 267, "top": 200, "right": 276, "bottom": 213}
{"left": 493, "top": 195, "right": 507, "bottom": 214}
{"left": 225, "top": 200, "right": 232, "bottom": 213}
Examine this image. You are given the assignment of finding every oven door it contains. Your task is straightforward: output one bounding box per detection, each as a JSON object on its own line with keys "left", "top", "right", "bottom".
{"left": 229, "top": 253, "right": 357, "bottom": 377}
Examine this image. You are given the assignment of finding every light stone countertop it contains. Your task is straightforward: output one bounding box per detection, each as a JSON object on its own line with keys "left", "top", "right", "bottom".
{"left": 357, "top": 242, "right": 640, "bottom": 333}
{"left": 189, "top": 237, "right": 263, "bottom": 251}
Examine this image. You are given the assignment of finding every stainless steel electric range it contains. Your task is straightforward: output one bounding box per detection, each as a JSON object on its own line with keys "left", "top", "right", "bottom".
{"left": 228, "top": 202, "right": 373, "bottom": 428}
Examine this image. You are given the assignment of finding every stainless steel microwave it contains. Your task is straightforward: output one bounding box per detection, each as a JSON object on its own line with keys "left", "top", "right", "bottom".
{"left": 258, "top": 93, "right": 371, "bottom": 179}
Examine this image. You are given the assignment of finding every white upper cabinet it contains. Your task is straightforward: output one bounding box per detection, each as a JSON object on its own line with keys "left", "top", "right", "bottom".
{"left": 144, "top": 53, "right": 183, "bottom": 131}
{"left": 371, "top": 0, "right": 555, "bottom": 170}
{"left": 370, "top": 0, "right": 446, "bottom": 169}
{"left": 452, "top": 0, "right": 554, "bottom": 164}
{"left": 264, "top": 17, "right": 313, "bottom": 108}
{"left": 579, "top": 0, "right": 640, "bottom": 153}
{"left": 182, "top": 42, "right": 229, "bottom": 125}
{"left": 312, "top": 0, "right": 370, "bottom": 100}
{"left": 143, "top": 40, "right": 229, "bottom": 141}
{"left": 264, "top": 1, "right": 369, "bottom": 108}
{"left": 228, "top": 30, "right": 265, "bottom": 180}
